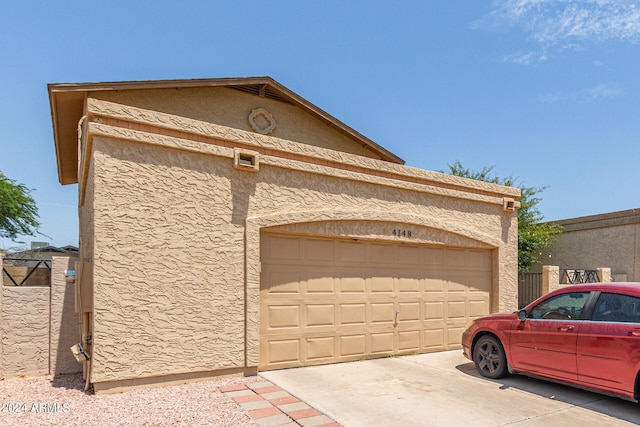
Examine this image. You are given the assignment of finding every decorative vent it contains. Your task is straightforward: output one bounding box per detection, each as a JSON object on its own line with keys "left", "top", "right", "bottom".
{"left": 234, "top": 149, "right": 260, "bottom": 172}
{"left": 248, "top": 108, "right": 276, "bottom": 135}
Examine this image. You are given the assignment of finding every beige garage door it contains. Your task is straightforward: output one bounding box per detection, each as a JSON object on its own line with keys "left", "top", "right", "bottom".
{"left": 259, "top": 233, "right": 492, "bottom": 370}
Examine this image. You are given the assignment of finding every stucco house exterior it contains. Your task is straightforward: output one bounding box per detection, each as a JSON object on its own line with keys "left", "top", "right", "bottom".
{"left": 534, "top": 209, "right": 640, "bottom": 282}
{"left": 49, "top": 77, "right": 520, "bottom": 393}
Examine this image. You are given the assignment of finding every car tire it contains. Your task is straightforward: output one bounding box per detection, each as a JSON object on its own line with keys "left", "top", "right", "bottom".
{"left": 473, "top": 335, "right": 508, "bottom": 379}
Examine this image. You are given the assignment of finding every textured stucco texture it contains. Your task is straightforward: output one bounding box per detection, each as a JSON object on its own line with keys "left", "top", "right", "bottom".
{"left": 0, "top": 257, "right": 82, "bottom": 379}
{"left": 50, "top": 257, "right": 82, "bottom": 375}
{"left": 71, "top": 85, "right": 519, "bottom": 390}
{"left": 1, "top": 286, "right": 50, "bottom": 378}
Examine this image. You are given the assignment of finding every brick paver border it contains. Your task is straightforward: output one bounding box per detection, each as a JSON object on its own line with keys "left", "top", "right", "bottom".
{"left": 220, "top": 379, "right": 341, "bottom": 427}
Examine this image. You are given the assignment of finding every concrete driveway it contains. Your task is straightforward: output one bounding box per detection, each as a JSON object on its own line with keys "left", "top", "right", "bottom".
{"left": 261, "top": 350, "right": 640, "bottom": 427}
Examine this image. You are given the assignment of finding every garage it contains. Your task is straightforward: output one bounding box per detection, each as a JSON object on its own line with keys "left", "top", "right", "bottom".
{"left": 50, "top": 77, "right": 519, "bottom": 392}
{"left": 259, "top": 232, "right": 492, "bottom": 370}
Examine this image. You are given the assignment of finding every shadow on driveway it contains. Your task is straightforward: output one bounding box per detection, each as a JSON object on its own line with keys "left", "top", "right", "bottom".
{"left": 456, "top": 361, "right": 640, "bottom": 425}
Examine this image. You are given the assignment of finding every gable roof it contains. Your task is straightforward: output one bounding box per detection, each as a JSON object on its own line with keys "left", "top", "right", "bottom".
{"left": 48, "top": 76, "right": 405, "bottom": 185}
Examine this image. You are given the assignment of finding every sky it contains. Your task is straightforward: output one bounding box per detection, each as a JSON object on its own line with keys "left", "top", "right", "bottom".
{"left": 1, "top": 0, "right": 639, "bottom": 250}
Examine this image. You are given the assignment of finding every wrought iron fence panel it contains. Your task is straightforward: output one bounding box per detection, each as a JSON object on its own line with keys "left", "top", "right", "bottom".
{"left": 561, "top": 269, "right": 600, "bottom": 284}
{"left": 2, "top": 258, "right": 52, "bottom": 286}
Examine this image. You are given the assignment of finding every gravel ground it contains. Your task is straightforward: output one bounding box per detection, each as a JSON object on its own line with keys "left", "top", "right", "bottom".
{"left": 0, "top": 373, "right": 261, "bottom": 426}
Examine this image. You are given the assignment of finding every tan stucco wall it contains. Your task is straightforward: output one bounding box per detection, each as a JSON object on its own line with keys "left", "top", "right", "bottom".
{"left": 535, "top": 209, "right": 640, "bottom": 281}
{"left": 94, "top": 87, "right": 382, "bottom": 160}
{"left": 0, "top": 257, "right": 82, "bottom": 379}
{"left": 50, "top": 256, "right": 82, "bottom": 375}
{"left": 1, "top": 285, "right": 50, "bottom": 378}
{"left": 78, "top": 95, "right": 519, "bottom": 389}
{"left": 89, "top": 136, "right": 248, "bottom": 384}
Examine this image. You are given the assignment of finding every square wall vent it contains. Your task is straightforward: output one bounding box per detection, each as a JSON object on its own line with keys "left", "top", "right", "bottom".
{"left": 234, "top": 149, "right": 260, "bottom": 172}
{"left": 502, "top": 198, "right": 516, "bottom": 212}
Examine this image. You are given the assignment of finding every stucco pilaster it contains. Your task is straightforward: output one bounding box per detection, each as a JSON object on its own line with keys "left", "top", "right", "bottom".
{"left": 542, "top": 265, "right": 561, "bottom": 294}
{"left": 597, "top": 268, "right": 611, "bottom": 282}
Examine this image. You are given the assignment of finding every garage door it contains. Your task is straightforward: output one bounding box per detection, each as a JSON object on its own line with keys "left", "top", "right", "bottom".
{"left": 259, "top": 233, "right": 491, "bottom": 370}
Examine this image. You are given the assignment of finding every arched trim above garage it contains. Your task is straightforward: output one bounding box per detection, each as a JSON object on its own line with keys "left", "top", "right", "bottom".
{"left": 244, "top": 209, "right": 504, "bottom": 366}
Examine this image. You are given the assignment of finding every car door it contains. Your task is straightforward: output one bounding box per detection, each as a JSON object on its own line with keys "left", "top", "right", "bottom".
{"left": 577, "top": 292, "right": 640, "bottom": 396}
{"left": 510, "top": 292, "right": 590, "bottom": 381}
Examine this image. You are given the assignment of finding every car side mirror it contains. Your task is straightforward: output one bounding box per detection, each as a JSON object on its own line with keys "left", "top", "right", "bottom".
{"left": 518, "top": 309, "right": 527, "bottom": 321}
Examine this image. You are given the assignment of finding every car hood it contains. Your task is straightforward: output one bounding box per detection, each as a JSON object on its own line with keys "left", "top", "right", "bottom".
{"left": 477, "top": 311, "right": 518, "bottom": 322}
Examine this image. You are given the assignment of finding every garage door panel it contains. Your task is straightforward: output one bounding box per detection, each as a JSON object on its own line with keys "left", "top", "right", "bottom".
{"left": 262, "top": 235, "right": 301, "bottom": 263}
{"left": 444, "top": 249, "right": 467, "bottom": 268}
{"left": 397, "top": 302, "right": 420, "bottom": 323}
{"left": 265, "top": 304, "right": 301, "bottom": 329}
{"left": 265, "top": 338, "right": 300, "bottom": 365}
{"left": 424, "top": 277, "right": 445, "bottom": 293}
{"left": 305, "top": 336, "right": 335, "bottom": 361}
{"left": 371, "top": 332, "right": 394, "bottom": 354}
{"left": 397, "top": 245, "right": 421, "bottom": 265}
{"left": 447, "top": 328, "right": 465, "bottom": 347}
{"left": 446, "top": 301, "right": 467, "bottom": 320}
{"left": 422, "top": 247, "right": 444, "bottom": 266}
{"left": 340, "top": 303, "right": 367, "bottom": 326}
{"left": 260, "top": 233, "right": 492, "bottom": 370}
{"left": 398, "top": 271, "right": 421, "bottom": 293}
{"left": 467, "top": 250, "right": 491, "bottom": 269}
{"left": 469, "top": 299, "right": 489, "bottom": 318}
{"left": 424, "top": 329, "right": 446, "bottom": 349}
{"left": 305, "top": 304, "right": 335, "bottom": 327}
{"left": 424, "top": 306, "right": 446, "bottom": 325}
{"left": 304, "top": 238, "right": 335, "bottom": 264}
{"left": 336, "top": 268, "right": 366, "bottom": 293}
{"left": 399, "top": 330, "right": 421, "bottom": 352}
{"left": 424, "top": 301, "right": 445, "bottom": 320}
{"left": 337, "top": 241, "right": 366, "bottom": 264}
{"left": 370, "top": 275, "right": 394, "bottom": 293}
{"left": 446, "top": 276, "right": 471, "bottom": 293}
{"left": 367, "top": 243, "right": 396, "bottom": 265}
{"left": 469, "top": 275, "right": 492, "bottom": 293}
{"left": 339, "top": 334, "right": 366, "bottom": 357}
{"left": 263, "top": 267, "right": 302, "bottom": 294}
{"left": 304, "top": 269, "right": 336, "bottom": 293}
{"left": 370, "top": 302, "right": 395, "bottom": 324}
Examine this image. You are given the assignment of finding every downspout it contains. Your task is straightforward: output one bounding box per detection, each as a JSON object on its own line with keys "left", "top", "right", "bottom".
{"left": 77, "top": 115, "right": 92, "bottom": 392}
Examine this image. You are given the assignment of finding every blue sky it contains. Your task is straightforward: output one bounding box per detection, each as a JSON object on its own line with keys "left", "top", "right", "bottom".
{"left": 1, "top": 0, "right": 639, "bottom": 250}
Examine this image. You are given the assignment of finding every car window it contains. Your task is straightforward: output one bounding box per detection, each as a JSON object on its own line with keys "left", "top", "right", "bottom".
{"left": 529, "top": 292, "right": 590, "bottom": 320}
{"left": 591, "top": 293, "right": 640, "bottom": 323}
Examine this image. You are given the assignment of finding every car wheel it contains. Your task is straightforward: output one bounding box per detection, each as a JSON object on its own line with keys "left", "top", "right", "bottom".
{"left": 473, "top": 335, "right": 507, "bottom": 379}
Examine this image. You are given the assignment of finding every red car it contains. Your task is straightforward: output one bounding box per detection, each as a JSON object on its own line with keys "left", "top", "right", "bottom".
{"left": 462, "top": 282, "right": 640, "bottom": 401}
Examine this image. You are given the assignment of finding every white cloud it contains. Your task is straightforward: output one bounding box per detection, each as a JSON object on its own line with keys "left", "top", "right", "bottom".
{"left": 538, "top": 82, "right": 623, "bottom": 103}
{"left": 502, "top": 51, "right": 548, "bottom": 64}
{"left": 482, "top": 0, "right": 640, "bottom": 44}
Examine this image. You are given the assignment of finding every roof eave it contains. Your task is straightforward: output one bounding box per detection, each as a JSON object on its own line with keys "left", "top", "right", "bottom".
{"left": 49, "top": 85, "right": 85, "bottom": 185}
{"left": 49, "top": 77, "right": 405, "bottom": 185}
